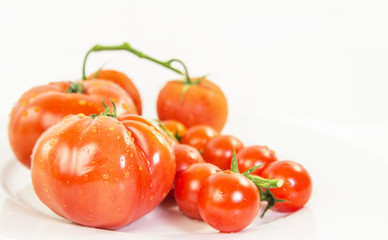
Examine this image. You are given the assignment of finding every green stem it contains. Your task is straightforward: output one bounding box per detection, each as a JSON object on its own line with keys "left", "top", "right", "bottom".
{"left": 82, "top": 42, "right": 184, "bottom": 80}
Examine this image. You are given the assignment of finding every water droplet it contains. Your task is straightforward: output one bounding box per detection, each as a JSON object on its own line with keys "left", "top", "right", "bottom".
{"left": 131, "top": 137, "right": 134, "bottom": 142}
{"left": 22, "top": 111, "right": 28, "bottom": 117}
{"left": 138, "top": 166, "right": 142, "bottom": 171}
{"left": 77, "top": 113, "right": 85, "bottom": 118}
{"left": 109, "top": 127, "right": 114, "bottom": 131}
{"left": 104, "top": 180, "right": 109, "bottom": 185}
{"left": 129, "top": 153, "right": 133, "bottom": 157}
{"left": 150, "top": 194, "right": 154, "bottom": 200}
{"left": 21, "top": 100, "right": 28, "bottom": 107}
{"left": 92, "top": 127, "right": 97, "bottom": 133}
{"left": 126, "top": 131, "right": 132, "bottom": 136}
{"left": 103, "top": 174, "right": 109, "bottom": 179}
{"left": 122, "top": 103, "right": 128, "bottom": 110}
{"left": 125, "top": 171, "right": 130, "bottom": 177}
{"left": 45, "top": 187, "right": 48, "bottom": 193}
{"left": 34, "top": 106, "right": 40, "bottom": 112}
{"left": 117, "top": 136, "right": 121, "bottom": 139}
{"left": 49, "top": 140, "right": 55, "bottom": 146}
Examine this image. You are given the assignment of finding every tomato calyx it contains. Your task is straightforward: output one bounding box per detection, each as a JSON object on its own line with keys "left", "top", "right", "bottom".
{"left": 90, "top": 100, "right": 117, "bottom": 119}
{"left": 66, "top": 82, "right": 85, "bottom": 93}
{"left": 155, "top": 119, "right": 179, "bottom": 142}
{"left": 230, "top": 149, "right": 285, "bottom": 217}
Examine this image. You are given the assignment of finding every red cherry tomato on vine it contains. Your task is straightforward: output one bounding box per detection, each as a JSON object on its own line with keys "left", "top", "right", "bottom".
{"left": 31, "top": 113, "right": 175, "bottom": 229}
{"left": 87, "top": 69, "right": 142, "bottom": 115}
{"left": 261, "top": 160, "right": 312, "bottom": 212}
{"left": 197, "top": 171, "right": 261, "bottom": 233}
{"left": 174, "top": 144, "right": 205, "bottom": 176}
{"left": 157, "top": 77, "right": 228, "bottom": 132}
{"left": 202, "top": 135, "right": 244, "bottom": 170}
{"left": 180, "top": 125, "right": 218, "bottom": 153}
{"left": 174, "top": 163, "right": 220, "bottom": 219}
{"left": 237, "top": 145, "right": 278, "bottom": 176}
{"left": 9, "top": 80, "right": 137, "bottom": 168}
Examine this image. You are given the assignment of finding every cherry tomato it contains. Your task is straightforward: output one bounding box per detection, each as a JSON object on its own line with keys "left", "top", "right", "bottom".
{"left": 180, "top": 125, "right": 219, "bottom": 153}
{"left": 261, "top": 160, "right": 312, "bottom": 212}
{"left": 174, "top": 163, "right": 220, "bottom": 219}
{"left": 9, "top": 80, "right": 137, "bottom": 168}
{"left": 31, "top": 113, "right": 175, "bottom": 229}
{"left": 237, "top": 145, "right": 278, "bottom": 176}
{"left": 87, "top": 69, "right": 142, "bottom": 114}
{"left": 161, "top": 120, "right": 187, "bottom": 141}
{"left": 157, "top": 78, "right": 228, "bottom": 131}
{"left": 174, "top": 144, "right": 205, "bottom": 176}
{"left": 197, "top": 171, "right": 260, "bottom": 233}
{"left": 202, "top": 135, "right": 244, "bottom": 170}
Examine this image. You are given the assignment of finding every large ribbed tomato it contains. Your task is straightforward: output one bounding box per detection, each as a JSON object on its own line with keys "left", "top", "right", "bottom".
{"left": 31, "top": 113, "right": 175, "bottom": 229}
{"left": 8, "top": 79, "right": 137, "bottom": 168}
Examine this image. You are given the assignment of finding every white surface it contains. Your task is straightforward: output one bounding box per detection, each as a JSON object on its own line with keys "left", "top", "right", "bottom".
{"left": 1, "top": 0, "right": 388, "bottom": 239}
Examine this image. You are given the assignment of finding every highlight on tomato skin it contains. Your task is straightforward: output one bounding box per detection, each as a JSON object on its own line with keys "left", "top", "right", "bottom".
{"left": 8, "top": 79, "right": 137, "bottom": 169}
{"left": 261, "top": 160, "right": 312, "bottom": 212}
{"left": 202, "top": 135, "right": 244, "bottom": 170}
{"left": 30, "top": 113, "right": 175, "bottom": 229}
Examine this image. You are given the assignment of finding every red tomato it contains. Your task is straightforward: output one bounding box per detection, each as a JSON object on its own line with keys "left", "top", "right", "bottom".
{"left": 31, "top": 113, "right": 175, "bottom": 229}
{"left": 197, "top": 171, "right": 260, "bottom": 233}
{"left": 202, "top": 135, "right": 244, "bottom": 170}
{"left": 174, "top": 144, "right": 205, "bottom": 176}
{"left": 157, "top": 78, "right": 228, "bottom": 131}
{"left": 237, "top": 145, "right": 278, "bottom": 176}
{"left": 174, "top": 163, "right": 220, "bottom": 219}
{"left": 180, "top": 125, "right": 219, "bottom": 153}
{"left": 9, "top": 80, "right": 137, "bottom": 168}
{"left": 161, "top": 120, "right": 187, "bottom": 141}
{"left": 261, "top": 160, "right": 312, "bottom": 212}
{"left": 87, "top": 69, "right": 142, "bottom": 114}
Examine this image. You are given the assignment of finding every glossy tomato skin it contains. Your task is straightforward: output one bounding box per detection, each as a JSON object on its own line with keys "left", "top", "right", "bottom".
{"left": 161, "top": 120, "right": 187, "bottom": 141}
{"left": 157, "top": 78, "right": 228, "bottom": 132}
{"left": 237, "top": 145, "right": 278, "bottom": 176}
{"left": 174, "top": 144, "right": 205, "bottom": 176}
{"left": 180, "top": 125, "right": 218, "bottom": 153}
{"left": 9, "top": 80, "right": 137, "bottom": 168}
{"left": 261, "top": 161, "right": 312, "bottom": 212}
{"left": 197, "top": 171, "right": 260, "bottom": 233}
{"left": 202, "top": 135, "right": 244, "bottom": 170}
{"left": 174, "top": 163, "right": 220, "bottom": 219}
{"left": 31, "top": 114, "right": 175, "bottom": 229}
{"left": 87, "top": 69, "right": 142, "bottom": 114}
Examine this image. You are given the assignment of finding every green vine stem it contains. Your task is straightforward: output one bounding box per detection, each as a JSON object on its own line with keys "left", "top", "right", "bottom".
{"left": 82, "top": 42, "right": 189, "bottom": 80}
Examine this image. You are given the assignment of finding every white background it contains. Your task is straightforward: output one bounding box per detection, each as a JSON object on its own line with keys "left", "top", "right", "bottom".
{"left": 0, "top": 0, "right": 388, "bottom": 239}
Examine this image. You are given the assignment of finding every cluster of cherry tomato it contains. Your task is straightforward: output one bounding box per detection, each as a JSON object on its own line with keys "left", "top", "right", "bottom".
{"left": 7, "top": 42, "right": 312, "bottom": 233}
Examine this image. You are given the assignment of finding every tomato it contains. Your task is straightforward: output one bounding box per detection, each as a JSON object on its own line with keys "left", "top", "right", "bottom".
{"left": 174, "top": 163, "right": 220, "bottom": 219}
{"left": 237, "top": 145, "right": 277, "bottom": 176}
{"left": 9, "top": 80, "right": 137, "bottom": 168}
{"left": 31, "top": 113, "right": 175, "bottom": 229}
{"left": 180, "top": 125, "right": 218, "bottom": 153}
{"left": 197, "top": 171, "right": 260, "bottom": 233}
{"left": 261, "top": 160, "right": 312, "bottom": 212}
{"left": 174, "top": 144, "right": 205, "bottom": 176}
{"left": 87, "top": 69, "right": 142, "bottom": 114}
{"left": 202, "top": 135, "right": 244, "bottom": 170}
{"left": 161, "top": 120, "right": 187, "bottom": 142}
{"left": 157, "top": 78, "right": 228, "bottom": 131}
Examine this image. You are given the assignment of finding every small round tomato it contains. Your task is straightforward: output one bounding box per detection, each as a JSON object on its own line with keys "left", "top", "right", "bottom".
{"left": 9, "top": 80, "right": 137, "bottom": 168}
{"left": 87, "top": 69, "right": 142, "bottom": 115}
{"left": 197, "top": 171, "right": 260, "bottom": 233}
{"left": 180, "top": 125, "right": 218, "bottom": 153}
{"left": 237, "top": 145, "right": 277, "bottom": 176}
{"left": 261, "top": 160, "right": 312, "bottom": 212}
{"left": 157, "top": 77, "right": 228, "bottom": 132}
{"left": 174, "top": 163, "right": 220, "bottom": 219}
{"left": 161, "top": 120, "right": 187, "bottom": 141}
{"left": 174, "top": 144, "right": 205, "bottom": 176}
{"left": 202, "top": 135, "right": 244, "bottom": 170}
{"left": 31, "top": 113, "right": 175, "bottom": 229}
